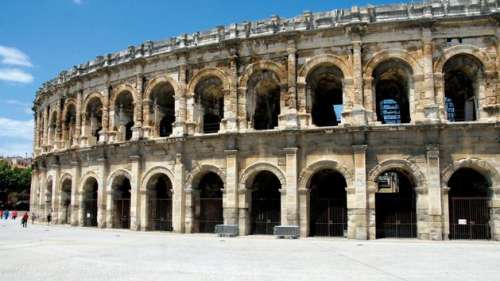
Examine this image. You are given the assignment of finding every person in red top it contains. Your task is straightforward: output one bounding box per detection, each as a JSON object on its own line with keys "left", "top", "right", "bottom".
{"left": 12, "top": 210, "right": 17, "bottom": 220}
{"left": 21, "top": 212, "right": 29, "bottom": 228}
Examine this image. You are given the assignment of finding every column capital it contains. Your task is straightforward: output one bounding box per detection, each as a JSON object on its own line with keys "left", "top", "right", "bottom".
{"left": 283, "top": 147, "right": 298, "bottom": 154}
{"left": 352, "top": 144, "right": 367, "bottom": 152}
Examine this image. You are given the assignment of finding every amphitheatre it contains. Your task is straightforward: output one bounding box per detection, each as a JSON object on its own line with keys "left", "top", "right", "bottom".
{"left": 30, "top": 0, "right": 500, "bottom": 241}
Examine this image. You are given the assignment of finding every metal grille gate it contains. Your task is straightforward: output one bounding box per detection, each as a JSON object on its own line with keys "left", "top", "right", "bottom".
{"left": 83, "top": 199, "right": 97, "bottom": 227}
{"left": 311, "top": 199, "right": 347, "bottom": 237}
{"left": 450, "top": 197, "right": 490, "bottom": 240}
{"left": 114, "top": 199, "right": 130, "bottom": 229}
{"left": 199, "top": 198, "right": 223, "bottom": 233}
{"left": 148, "top": 199, "right": 173, "bottom": 231}
{"left": 376, "top": 195, "right": 416, "bottom": 238}
{"left": 251, "top": 198, "right": 280, "bottom": 235}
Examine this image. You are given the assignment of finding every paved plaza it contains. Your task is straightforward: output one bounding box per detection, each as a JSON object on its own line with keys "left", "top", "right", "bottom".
{"left": 0, "top": 219, "right": 499, "bottom": 281}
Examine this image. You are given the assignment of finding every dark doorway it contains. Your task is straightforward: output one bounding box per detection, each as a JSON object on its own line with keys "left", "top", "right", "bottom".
{"left": 307, "top": 65, "right": 344, "bottom": 127}
{"left": 82, "top": 178, "right": 98, "bottom": 227}
{"left": 61, "top": 179, "right": 72, "bottom": 224}
{"left": 373, "top": 60, "right": 412, "bottom": 124}
{"left": 309, "top": 170, "right": 347, "bottom": 237}
{"left": 448, "top": 168, "right": 490, "bottom": 240}
{"left": 444, "top": 55, "right": 482, "bottom": 122}
{"left": 195, "top": 77, "right": 224, "bottom": 134}
{"left": 114, "top": 91, "right": 134, "bottom": 141}
{"left": 112, "top": 176, "right": 131, "bottom": 229}
{"left": 197, "top": 172, "right": 223, "bottom": 233}
{"left": 247, "top": 70, "right": 281, "bottom": 130}
{"left": 147, "top": 174, "right": 173, "bottom": 231}
{"left": 150, "top": 82, "right": 175, "bottom": 137}
{"left": 250, "top": 171, "right": 281, "bottom": 234}
{"left": 375, "top": 170, "right": 417, "bottom": 238}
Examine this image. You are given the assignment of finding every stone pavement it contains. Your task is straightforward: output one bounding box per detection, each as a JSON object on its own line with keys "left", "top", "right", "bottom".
{"left": 0, "top": 219, "right": 499, "bottom": 281}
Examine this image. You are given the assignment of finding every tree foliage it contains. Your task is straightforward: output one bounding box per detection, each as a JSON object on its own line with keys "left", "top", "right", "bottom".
{"left": 0, "top": 160, "right": 31, "bottom": 209}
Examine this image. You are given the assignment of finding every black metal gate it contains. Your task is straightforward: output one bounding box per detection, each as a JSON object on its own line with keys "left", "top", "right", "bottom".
{"left": 251, "top": 198, "right": 280, "bottom": 235}
{"left": 376, "top": 195, "right": 416, "bottom": 238}
{"left": 310, "top": 199, "right": 347, "bottom": 237}
{"left": 83, "top": 199, "right": 97, "bottom": 227}
{"left": 63, "top": 203, "right": 71, "bottom": 224}
{"left": 114, "top": 199, "right": 130, "bottom": 229}
{"left": 450, "top": 197, "right": 490, "bottom": 240}
{"left": 148, "top": 199, "right": 173, "bottom": 231}
{"left": 199, "top": 198, "right": 223, "bottom": 233}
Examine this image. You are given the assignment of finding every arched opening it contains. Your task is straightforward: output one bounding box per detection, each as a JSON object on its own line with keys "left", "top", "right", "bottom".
{"left": 448, "top": 168, "right": 491, "bottom": 240}
{"left": 444, "top": 54, "right": 483, "bottom": 122}
{"left": 82, "top": 177, "right": 98, "bottom": 227}
{"left": 250, "top": 171, "right": 281, "bottom": 234}
{"left": 247, "top": 70, "right": 281, "bottom": 130}
{"left": 194, "top": 172, "right": 223, "bottom": 233}
{"left": 373, "top": 59, "right": 412, "bottom": 124}
{"left": 63, "top": 104, "right": 76, "bottom": 149}
{"left": 146, "top": 173, "right": 173, "bottom": 231}
{"left": 60, "top": 179, "right": 72, "bottom": 224}
{"left": 84, "top": 97, "right": 103, "bottom": 145}
{"left": 150, "top": 82, "right": 175, "bottom": 137}
{"left": 111, "top": 175, "right": 131, "bottom": 229}
{"left": 195, "top": 77, "right": 224, "bottom": 134}
{"left": 307, "top": 65, "right": 344, "bottom": 127}
{"left": 375, "top": 170, "right": 416, "bottom": 238}
{"left": 114, "top": 91, "right": 134, "bottom": 141}
{"left": 45, "top": 178, "right": 53, "bottom": 220}
{"left": 309, "top": 169, "right": 347, "bottom": 237}
{"left": 49, "top": 112, "right": 58, "bottom": 146}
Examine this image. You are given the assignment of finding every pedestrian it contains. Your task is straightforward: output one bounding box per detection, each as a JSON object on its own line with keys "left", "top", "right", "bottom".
{"left": 21, "top": 212, "right": 28, "bottom": 228}
{"left": 46, "top": 212, "right": 52, "bottom": 225}
{"left": 31, "top": 213, "right": 36, "bottom": 224}
{"left": 4, "top": 210, "right": 9, "bottom": 220}
{"left": 0, "top": 210, "right": 3, "bottom": 219}
{"left": 12, "top": 210, "right": 17, "bottom": 220}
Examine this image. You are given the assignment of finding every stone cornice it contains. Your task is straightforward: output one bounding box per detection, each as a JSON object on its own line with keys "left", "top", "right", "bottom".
{"left": 35, "top": 0, "right": 500, "bottom": 100}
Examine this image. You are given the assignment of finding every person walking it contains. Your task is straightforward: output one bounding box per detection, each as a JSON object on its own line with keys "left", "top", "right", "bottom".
{"left": 12, "top": 210, "right": 17, "bottom": 220}
{"left": 31, "top": 213, "right": 36, "bottom": 224}
{"left": 0, "top": 210, "right": 3, "bottom": 219}
{"left": 21, "top": 212, "right": 28, "bottom": 228}
{"left": 4, "top": 210, "right": 9, "bottom": 220}
{"left": 46, "top": 212, "right": 52, "bottom": 225}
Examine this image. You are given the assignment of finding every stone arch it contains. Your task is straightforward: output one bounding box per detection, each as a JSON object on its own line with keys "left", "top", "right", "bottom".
{"left": 141, "top": 166, "right": 175, "bottom": 191}
{"left": 144, "top": 75, "right": 180, "bottom": 100}
{"left": 107, "top": 169, "right": 132, "bottom": 191}
{"left": 60, "top": 173, "right": 73, "bottom": 186}
{"left": 110, "top": 83, "right": 138, "bottom": 107}
{"left": 239, "top": 162, "right": 286, "bottom": 190}
{"left": 442, "top": 158, "right": 500, "bottom": 195}
{"left": 364, "top": 49, "right": 423, "bottom": 77}
{"left": 298, "top": 54, "right": 353, "bottom": 81}
{"left": 185, "top": 164, "right": 226, "bottom": 190}
{"left": 61, "top": 99, "right": 77, "bottom": 119}
{"left": 239, "top": 60, "right": 287, "bottom": 89}
{"left": 367, "top": 159, "right": 426, "bottom": 189}
{"left": 434, "top": 45, "right": 495, "bottom": 74}
{"left": 80, "top": 171, "right": 100, "bottom": 191}
{"left": 187, "top": 68, "right": 231, "bottom": 96}
{"left": 83, "top": 92, "right": 105, "bottom": 112}
{"left": 298, "top": 160, "right": 353, "bottom": 191}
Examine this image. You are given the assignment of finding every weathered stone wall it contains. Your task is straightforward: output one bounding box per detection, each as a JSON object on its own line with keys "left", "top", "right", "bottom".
{"left": 30, "top": 0, "right": 500, "bottom": 240}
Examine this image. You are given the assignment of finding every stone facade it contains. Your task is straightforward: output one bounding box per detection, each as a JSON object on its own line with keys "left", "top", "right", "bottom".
{"left": 31, "top": 0, "right": 500, "bottom": 240}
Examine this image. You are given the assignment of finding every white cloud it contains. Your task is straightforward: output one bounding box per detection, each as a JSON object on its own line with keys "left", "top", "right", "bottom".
{"left": 0, "top": 68, "right": 34, "bottom": 83}
{"left": 0, "top": 46, "right": 32, "bottom": 67}
{"left": 6, "top": 100, "right": 33, "bottom": 115}
{"left": 0, "top": 117, "right": 33, "bottom": 140}
{"left": 0, "top": 143, "right": 33, "bottom": 157}
{"left": 73, "top": 0, "right": 83, "bottom": 5}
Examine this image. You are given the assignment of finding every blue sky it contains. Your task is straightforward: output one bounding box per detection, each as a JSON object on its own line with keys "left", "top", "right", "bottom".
{"left": 0, "top": 0, "right": 400, "bottom": 157}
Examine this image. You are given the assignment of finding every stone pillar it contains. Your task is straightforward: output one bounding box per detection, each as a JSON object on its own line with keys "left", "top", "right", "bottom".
{"left": 350, "top": 41, "right": 367, "bottom": 125}
{"left": 351, "top": 145, "right": 369, "bottom": 240}
{"left": 43, "top": 108, "right": 49, "bottom": 149}
{"left": 70, "top": 161, "right": 81, "bottom": 226}
{"left": 223, "top": 54, "right": 239, "bottom": 132}
{"left": 184, "top": 187, "right": 194, "bottom": 233}
{"left": 173, "top": 152, "right": 185, "bottom": 232}
{"left": 284, "top": 147, "right": 299, "bottom": 226}
{"left": 238, "top": 189, "right": 251, "bottom": 235}
{"left": 279, "top": 39, "right": 299, "bottom": 129}
{"left": 490, "top": 187, "right": 500, "bottom": 241}
{"left": 298, "top": 188, "right": 310, "bottom": 237}
{"left": 74, "top": 91, "right": 82, "bottom": 148}
{"left": 173, "top": 60, "right": 187, "bottom": 136}
{"left": 422, "top": 28, "right": 439, "bottom": 122}
{"left": 363, "top": 78, "right": 377, "bottom": 124}
{"left": 139, "top": 190, "right": 149, "bottom": 231}
{"left": 142, "top": 98, "right": 152, "bottom": 138}
{"left": 52, "top": 164, "right": 60, "bottom": 224}
{"left": 97, "top": 158, "right": 107, "bottom": 228}
{"left": 426, "top": 144, "right": 443, "bottom": 240}
{"left": 99, "top": 86, "right": 110, "bottom": 143}
{"left": 131, "top": 67, "right": 144, "bottom": 140}
{"left": 441, "top": 186, "right": 450, "bottom": 240}
{"left": 129, "top": 155, "right": 142, "bottom": 230}
{"left": 224, "top": 149, "right": 239, "bottom": 225}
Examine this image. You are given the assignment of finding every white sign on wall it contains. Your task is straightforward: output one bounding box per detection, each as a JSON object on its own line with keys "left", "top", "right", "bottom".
{"left": 458, "top": 219, "right": 467, "bottom": 225}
